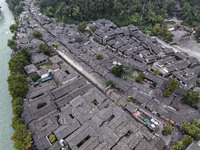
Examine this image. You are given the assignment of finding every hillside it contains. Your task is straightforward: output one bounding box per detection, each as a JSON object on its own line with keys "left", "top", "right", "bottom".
{"left": 34, "top": 0, "right": 200, "bottom": 28}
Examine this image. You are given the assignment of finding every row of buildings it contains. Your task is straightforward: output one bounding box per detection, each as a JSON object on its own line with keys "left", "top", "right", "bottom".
{"left": 16, "top": 0, "right": 169, "bottom": 149}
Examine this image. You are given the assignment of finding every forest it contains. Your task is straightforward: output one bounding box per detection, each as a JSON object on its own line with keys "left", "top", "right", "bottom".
{"left": 34, "top": 0, "right": 200, "bottom": 28}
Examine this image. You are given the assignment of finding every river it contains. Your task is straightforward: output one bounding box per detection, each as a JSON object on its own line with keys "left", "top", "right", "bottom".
{"left": 0, "top": 0, "right": 15, "bottom": 149}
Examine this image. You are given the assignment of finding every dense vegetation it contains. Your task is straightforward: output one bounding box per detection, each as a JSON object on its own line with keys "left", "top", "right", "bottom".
{"left": 170, "top": 135, "right": 194, "bottom": 150}
{"left": 180, "top": 119, "right": 200, "bottom": 139}
{"left": 180, "top": 0, "right": 200, "bottom": 27}
{"left": 35, "top": 0, "right": 200, "bottom": 29}
{"left": 6, "top": 0, "right": 24, "bottom": 15}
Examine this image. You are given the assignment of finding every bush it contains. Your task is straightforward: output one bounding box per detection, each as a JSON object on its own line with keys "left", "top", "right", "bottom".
{"left": 106, "top": 80, "right": 116, "bottom": 88}
{"left": 96, "top": 54, "right": 103, "bottom": 60}
{"left": 111, "top": 65, "right": 123, "bottom": 77}
{"left": 49, "top": 134, "right": 56, "bottom": 144}
{"left": 126, "top": 98, "right": 132, "bottom": 102}
{"left": 33, "top": 30, "right": 42, "bottom": 39}
{"left": 31, "top": 74, "right": 40, "bottom": 82}
{"left": 37, "top": 103, "right": 47, "bottom": 109}
{"left": 136, "top": 73, "right": 145, "bottom": 83}
{"left": 150, "top": 82, "right": 157, "bottom": 89}
{"left": 163, "top": 125, "right": 173, "bottom": 135}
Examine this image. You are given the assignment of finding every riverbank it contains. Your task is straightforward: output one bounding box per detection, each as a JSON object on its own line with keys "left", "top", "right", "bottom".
{"left": 0, "top": 0, "right": 15, "bottom": 149}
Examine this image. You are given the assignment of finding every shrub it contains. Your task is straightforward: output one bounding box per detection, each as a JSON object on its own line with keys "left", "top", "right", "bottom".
{"left": 126, "top": 98, "right": 132, "bottom": 102}
{"left": 136, "top": 73, "right": 145, "bottom": 83}
{"left": 37, "top": 103, "right": 47, "bottom": 109}
{"left": 106, "top": 80, "right": 116, "bottom": 88}
{"left": 49, "top": 134, "right": 56, "bottom": 144}
{"left": 150, "top": 82, "right": 157, "bottom": 89}
{"left": 96, "top": 54, "right": 103, "bottom": 60}
{"left": 31, "top": 74, "right": 40, "bottom": 82}
{"left": 33, "top": 30, "right": 42, "bottom": 39}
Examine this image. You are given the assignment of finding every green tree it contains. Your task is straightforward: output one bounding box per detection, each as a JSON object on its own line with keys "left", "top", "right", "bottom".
{"left": 78, "top": 22, "right": 87, "bottom": 32}
{"left": 96, "top": 54, "right": 103, "bottom": 60}
{"left": 12, "top": 97, "right": 24, "bottom": 108}
{"left": 111, "top": 65, "right": 123, "bottom": 77}
{"left": 170, "top": 141, "right": 184, "bottom": 150}
{"left": 8, "top": 54, "right": 29, "bottom": 73}
{"left": 11, "top": 115, "right": 24, "bottom": 129}
{"left": 192, "top": 119, "right": 200, "bottom": 126}
{"left": 13, "top": 105, "right": 23, "bottom": 117}
{"left": 163, "top": 89, "right": 171, "bottom": 97}
{"left": 9, "top": 24, "right": 18, "bottom": 33}
{"left": 183, "top": 89, "right": 200, "bottom": 105}
{"left": 7, "top": 72, "right": 28, "bottom": 98}
{"left": 163, "top": 125, "right": 173, "bottom": 135}
{"left": 33, "top": 30, "right": 42, "bottom": 39}
{"left": 11, "top": 125, "right": 31, "bottom": 150}
{"left": 17, "top": 47, "right": 31, "bottom": 59}
{"left": 106, "top": 80, "right": 116, "bottom": 88}
{"left": 182, "top": 135, "right": 194, "bottom": 148}
{"left": 38, "top": 43, "right": 51, "bottom": 55}
{"left": 7, "top": 39, "right": 17, "bottom": 51}
{"left": 31, "top": 74, "right": 40, "bottom": 82}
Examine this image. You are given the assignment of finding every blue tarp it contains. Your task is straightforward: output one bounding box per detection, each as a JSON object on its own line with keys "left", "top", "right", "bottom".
{"left": 144, "top": 119, "right": 151, "bottom": 127}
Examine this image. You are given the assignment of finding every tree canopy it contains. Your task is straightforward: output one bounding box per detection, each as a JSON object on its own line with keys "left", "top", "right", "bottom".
{"left": 78, "top": 22, "right": 87, "bottom": 32}
{"left": 11, "top": 125, "right": 31, "bottom": 150}
{"left": 9, "top": 24, "right": 18, "bottom": 33}
{"left": 7, "top": 39, "right": 17, "bottom": 51}
{"left": 163, "top": 78, "right": 178, "bottom": 97}
{"left": 34, "top": 0, "right": 200, "bottom": 28}
{"left": 163, "top": 125, "right": 173, "bottom": 135}
{"left": 111, "top": 65, "right": 123, "bottom": 77}
{"left": 7, "top": 72, "right": 28, "bottom": 98}
{"left": 38, "top": 43, "right": 51, "bottom": 55}
{"left": 183, "top": 89, "right": 200, "bottom": 105}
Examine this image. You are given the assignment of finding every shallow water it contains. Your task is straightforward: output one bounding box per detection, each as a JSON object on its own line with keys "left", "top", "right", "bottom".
{"left": 0, "top": 0, "right": 15, "bottom": 149}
